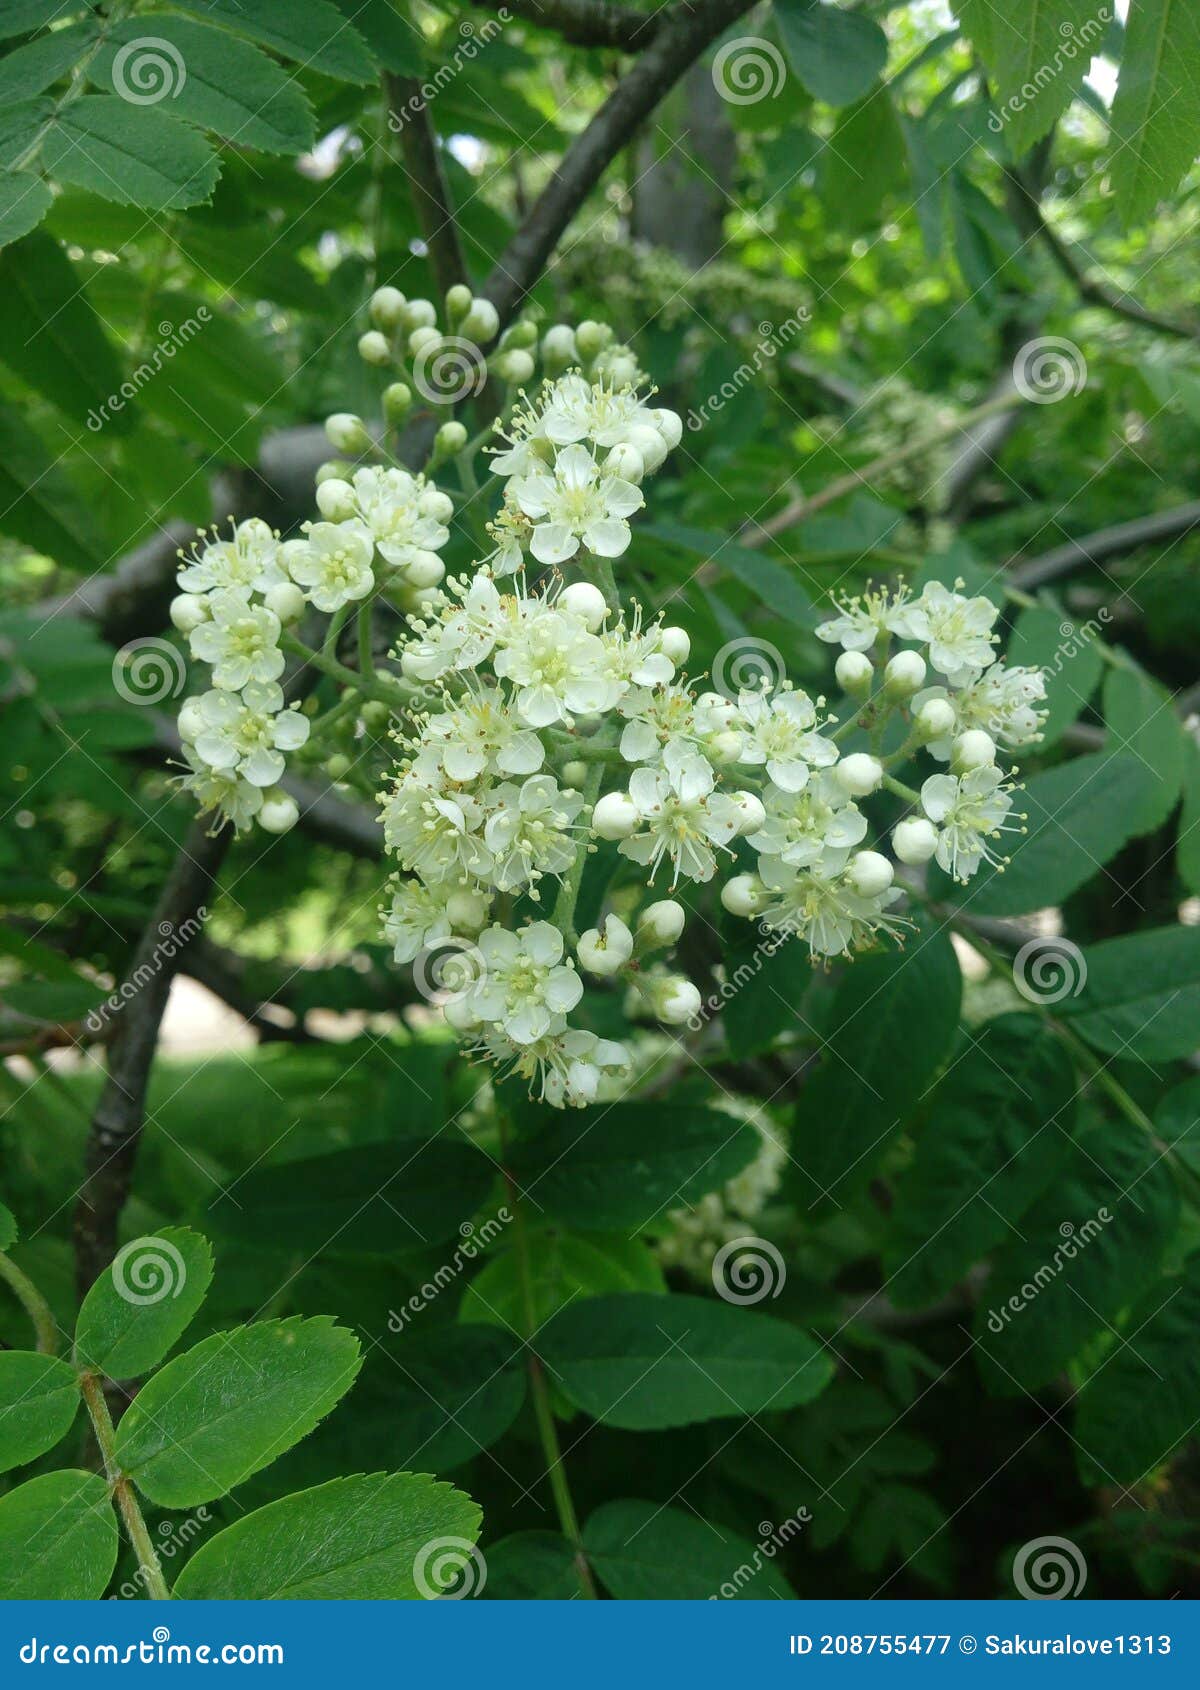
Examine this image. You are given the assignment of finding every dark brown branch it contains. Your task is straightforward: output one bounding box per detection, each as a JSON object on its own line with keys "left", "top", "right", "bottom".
{"left": 1010, "top": 501, "right": 1200, "bottom": 590}
{"left": 470, "top": 0, "right": 666, "bottom": 49}
{"left": 386, "top": 76, "right": 468, "bottom": 296}
{"left": 481, "top": 0, "right": 756, "bottom": 323}
{"left": 73, "top": 819, "right": 231, "bottom": 1297}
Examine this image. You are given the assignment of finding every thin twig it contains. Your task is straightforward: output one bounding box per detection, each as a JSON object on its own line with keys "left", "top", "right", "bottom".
{"left": 471, "top": 0, "right": 665, "bottom": 48}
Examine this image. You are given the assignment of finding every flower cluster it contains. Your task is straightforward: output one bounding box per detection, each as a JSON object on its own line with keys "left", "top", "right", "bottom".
{"left": 657, "top": 1111, "right": 788, "bottom": 1279}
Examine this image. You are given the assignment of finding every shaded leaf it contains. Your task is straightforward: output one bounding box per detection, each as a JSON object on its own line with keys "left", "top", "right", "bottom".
{"left": 0, "top": 1351, "right": 79, "bottom": 1472}
{"left": 41, "top": 95, "right": 220, "bottom": 209}
{"left": 1059, "top": 925, "right": 1200, "bottom": 1062}
{"left": 585, "top": 1498, "right": 794, "bottom": 1598}
{"left": 73, "top": 1226, "right": 213, "bottom": 1380}
{"left": 0, "top": 1471, "right": 116, "bottom": 1599}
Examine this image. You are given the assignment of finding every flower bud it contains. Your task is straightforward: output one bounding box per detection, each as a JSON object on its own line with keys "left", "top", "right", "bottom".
{"left": 653, "top": 976, "right": 702, "bottom": 1026}
{"left": 325, "top": 753, "right": 351, "bottom": 780}
{"left": 576, "top": 319, "right": 612, "bottom": 359}
{"left": 315, "top": 458, "right": 353, "bottom": 484}
{"left": 442, "top": 994, "right": 480, "bottom": 1032}
{"left": 916, "top": 697, "right": 956, "bottom": 739}
{"left": 577, "top": 914, "right": 634, "bottom": 976}
{"left": 649, "top": 408, "right": 683, "bottom": 450}
{"left": 324, "top": 412, "right": 369, "bottom": 454}
{"left": 884, "top": 650, "right": 927, "bottom": 698}
{"left": 892, "top": 817, "right": 938, "bottom": 864}
{"left": 604, "top": 442, "right": 644, "bottom": 484}
{"left": 360, "top": 700, "right": 390, "bottom": 733}
{"left": 659, "top": 626, "right": 690, "bottom": 665}
{"left": 461, "top": 298, "right": 500, "bottom": 343}
{"left": 502, "top": 317, "right": 539, "bottom": 350}
{"left": 708, "top": 729, "right": 743, "bottom": 764}
{"left": 444, "top": 283, "right": 473, "bottom": 323}
{"left": 408, "top": 325, "right": 441, "bottom": 358}
{"left": 541, "top": 324, "right": 578, "bottom": 371}
{"left": 721, "top": 873, "right": 765, "bottom": 917}
{"left": 730, "top": 790, "right": 766, "bottom": 836}
{"left": 834, "top": 752, "right": 883, "bottom": 797}
{"left": 402, "top": 298, "right": 437, "bottom": 331}
{"left": 625, "top": 424, "right": 667, "bottom": 474}
{"left": 434, "top": 421, "right": 468, "bottom": 458}
{"left": 560, "top": 580, "right": 608, "bottom": 630}
{"left": 177, "top": 696, "right": 205, "bottom": 741}
{"left": 494, "top": 347, "right": 535, "bottom": 385}
{"left": 638, "top": 899, "right": 685, "bottom": 946}
{"left": 562, "top": 760, "right": 587, "bottom": 787}
{"left": 264, "top": 582, "right": 306, "bottom": 624}
{"left": 848, "top": 849, "right": 894, "bottom": 897}
{"left": 952, "top": 729, "right": 996, "bottom": 772}
{"left": 404, "top": 551, "right": 446, "bottom": 590}
{"left": 358, "top": 330, "right": 391, "bottom": 366}
{"left": 369, "top": 286, "right": 405, "bottom": 328}
{"left": 169, "top": 593, "right": 208, "bottom": 634}
{"left": 446, "top": 888, "right": 490, "bottom": 932}
{"left": 258, "top": 790, "right": 299, "bottom": 834}
{"left": 418, "top": 488, "right": 454, "bottom": 523}
{"left": 592, "top": 791, "right": 638, "bottom": 840}
{"left": 383, "top": 382, "right": 413, "bottom": 424}
{"left": 315, "top": 477, "right": 356, "bottom": 521}
{"left": 835, "top": 651, "right": 873, "bottom": 696}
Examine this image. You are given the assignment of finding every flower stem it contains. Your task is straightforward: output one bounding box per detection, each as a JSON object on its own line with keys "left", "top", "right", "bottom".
{"left": 79, "top": 1372, "right": 170, "bottom": 1600}
{"left": 882, "top": 773, "right": 920, "bottom": 804}
{"left": 281, "top": 631, "right": 411, "bottom": 709}
{"left": 0, "top": 1253, "right": 59, "bottom": 1355}
{"left": 552, "top": 762, "right": 603, "bottom": 936}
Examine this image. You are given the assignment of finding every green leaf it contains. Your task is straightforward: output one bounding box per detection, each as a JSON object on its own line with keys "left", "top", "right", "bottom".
{"left": 789, "top": 916, "right": 962, "bottom": 1208}
{"left": 173, "top": 1472, "right": 482, "bottom": 1599}
{"left": 0, "top": 20, "right": 96, "bottom": 101}
{"left": 1006, "top": 605, "right": 1103, "bottom": 749}
{"left": 644, "top": 522, "right": 815, "bottom": 626}
{"left": 1111, "top": 0, "right": 1200, "bottom": 224}
{"left": 460, "top": 1229, "right": 665, "bottom": 1332}
{"left": 1103, "top": 659, "right": 1185, "bottom": 832}
{"left": 885, "top": 1016, "right": 1078, "bottom": 1309}
{"left": 0, "top": 413, "right": 108, "bottom": 565}
{"left": 851, "top": 1483, "right": 950, "bottom": 1587}
{"left": 0, "top": 1200, "right": 16, "bottom": 1250}
{"left": 1057, "top": 925, "right": 1200, "bottom": 1062}
{"left": 483, "top": 1532, "right": 579, "bottom": 1599}
{"left": 511, "top": 1104, "right": 759, "bottom": 1232}
{"left": 822, "top": 90, "right": 908, "bottom": 232}
{"left": 541, "top": 1293, "right": 834, "bottom": 1429}
{"left": 74, "top": 1226, "right": 213, "bottom": 1380}
{"left": 0, "top": 1352, "right": 79, "bottom": 1472}
{"left": 207, "top": 1137, "right": 494, "bottom": 1257}
{"left": 973, "top": 1120, "right": 1180, "bottom": 1393}
{"left": 1075, "top": 1258, "right": 1200, "bottom": 1487}
{"left": 0, "top": 173, "right": 52, "bottom": 246}
{"left": 722, "top": 929, "right": 817, "bottom": 1058}
{"left": 114, "top": 1316, "right": 362, "bottom": 1507}
{"left": 585, "top": 1498, "right": 794, "bottom": 1598}
{"left": 939, "top": 750, "right": 1159, "bottom": 916}
{"left": 775, "top": 0, "right": 888, "bottom": 106}
{"left": 0, "top": 97, "right": 51, "bottom": 169}
{"left": 0, "top": 231, "right": 127, "bottom": 430}
{"left": 90, "top": 20, "right": 315, "bottom": 156}
{"left": 1179, "top": 740, "right": 1200, "bottom": 896}
{"left": 957, "top": 1, "right": 1101, "bottom": 154}
{"left": 173, "top": 0, "right": 376, "bottom": 84}
{"left": 0, "top": 1471, "right": 117, "bottom": 1599}
{"left": 40, "top": 95, "right": 220, "bottom": 209}
{"left": 354, "top": 1325, "right": 526, "bottom": 1472}
{"left": 331, "top": 0, "right": 423, "bottom": 74}
{"left": 1157, "top": 1077, "right": 1200, "bottom": 1178}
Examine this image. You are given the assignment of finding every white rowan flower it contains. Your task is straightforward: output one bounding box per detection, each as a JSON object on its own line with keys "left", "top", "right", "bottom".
{"left": 508, "top": 444, "right": 643, "bottom": 564}
{"left": 401, "top": 574, "right": 509, "bottom": 682}
{"left": 617, "top": 683, "right": 733, "bottom": 765}
{"left": 891, "top": 580, "right": 999, "bottom": 685}
{"left": 176, "top": 518, "right": 286, "bottom": 598}
{"left": 483, "top": 774, "right": 585, "bottom": 892}
{"left": 756, "top": 857, "right": 907, "bottom": 958}
{"left": 604, "top": 613, "right": 676, "bottom": 692}
{"left": 381, "top": 756, "right": 493, "bottom": 883}
{"left": 734, "top": 687, "right": 837, "bottom": 791}
{"left": 424, "top": 684, "right": 544, "bottom": 782}
{"left": 468, "top": 922, "right": 583, "bottom": 1045}
{"left": 746, "top": 770, "right": 867, "bottom": 868}
{"left": 815, "top": 585, "right": 913, "bottom": 653}
{"left": 187, "top": 681, "right": 310, "bottom": 786}
{"left": 188, "top": 589, "right": 284, "bottom": 690}
{"left": 283, "top": 520, "right": 375, "bottom": 613}
{"left": 920, "top": 664, "right": 1047, "bottom": 754}
{"left": 179, "top": 755, "right": 264, "bottom": 833}
{"left": 381, "top": 878, "right": 458, "bottom": 965}
{"left": 470, "top": 1022, "right": 628, "bottom": 1107}
{"left": 920, "top": 765, "right": 1019, "bottom": 881}
{"left": 341, "top": 466, "right": 451, "bottom": 570}
{"left": 577, "top": 914, "right": 634, "bottom": 976}
{"left": 493, "top": 607, "right": 619, "bottom": 726}
{"left": 619, "top": 747, "right": 740, "bottom": 886}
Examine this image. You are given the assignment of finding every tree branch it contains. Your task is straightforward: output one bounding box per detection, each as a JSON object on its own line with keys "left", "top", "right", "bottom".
{"left": 480, "top": 0, "right": 756, "bottom": 323}
{"left": 470, "top": 0, "right": 667, "bottom": 49}
{"left": 386, "top": 76, "right": 468, "bottom": 296}
{"left": 1009, "top": 501, "right": 1200, "bottom": 589}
